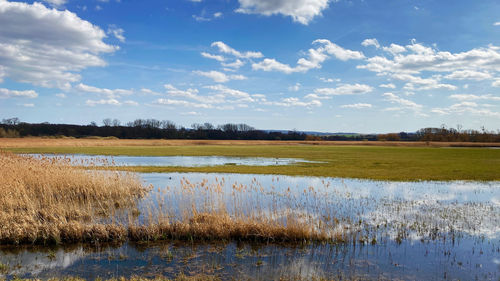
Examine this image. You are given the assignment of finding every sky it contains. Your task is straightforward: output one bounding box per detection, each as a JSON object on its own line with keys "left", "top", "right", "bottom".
{"left": 0, "top": 0, "right": 500, "bottom": 133}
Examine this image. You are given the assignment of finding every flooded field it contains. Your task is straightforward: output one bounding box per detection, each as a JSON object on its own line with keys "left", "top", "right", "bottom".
{"left": 23, "top": 154, "right": 319, "bottom": 167}
{"left": 0, "top": 155, "right": 499, "bottom": 280}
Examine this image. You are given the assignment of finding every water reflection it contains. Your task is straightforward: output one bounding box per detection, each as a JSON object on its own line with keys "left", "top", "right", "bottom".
{"left": 139, "top": 173, "right": 500, "bottom": 240}
{"left": 0, "top": 240, "right": 498, "bottom": 280}
{"left": 24, "top": 154, "right": 319, "bottom": 167}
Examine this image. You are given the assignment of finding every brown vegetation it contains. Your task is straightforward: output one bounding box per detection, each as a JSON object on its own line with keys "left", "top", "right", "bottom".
{"left": 0, "top": 152, "right": 145, "bottom": 244}
{"left": 1, "top": 137, "right": 500, "bottom": 148}
{"left": 0, "top": 153, "right": 348, "bottom": 245}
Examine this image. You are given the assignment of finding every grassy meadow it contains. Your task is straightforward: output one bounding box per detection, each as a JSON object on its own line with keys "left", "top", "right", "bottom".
{"left": 2, "top": 138, "right": 500, "bottom": 181}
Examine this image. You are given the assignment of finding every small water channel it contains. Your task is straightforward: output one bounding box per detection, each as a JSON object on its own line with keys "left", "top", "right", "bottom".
{"left": 23, "top": 154, "right": 319, "bottom": 167}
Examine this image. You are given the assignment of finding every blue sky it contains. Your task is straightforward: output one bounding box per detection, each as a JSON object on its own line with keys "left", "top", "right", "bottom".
{"left": 1, "top": 0, "right": 500, "bottom": 133}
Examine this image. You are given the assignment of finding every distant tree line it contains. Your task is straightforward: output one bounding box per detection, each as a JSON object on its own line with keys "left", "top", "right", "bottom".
{"left": 1, "top": 118, "right": 499, "bottom": 142}
{"left": 377, "top": 125, "right": 500, "bottom": 142}
{"left": 0, "top": 118, "right": 308, "bottom": 140}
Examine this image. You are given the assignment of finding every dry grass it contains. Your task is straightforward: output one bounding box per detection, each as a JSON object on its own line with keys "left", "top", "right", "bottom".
{"left": 1, "top": 137, "right": 499, "bottom": 148}
{"left": 0, "top": 152, "right": 346, "bottom": 244}
{"left": 0, "top": 152, "right": 146, "bottom": 244}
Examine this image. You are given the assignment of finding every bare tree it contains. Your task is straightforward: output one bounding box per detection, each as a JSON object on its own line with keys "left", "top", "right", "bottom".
{"left": 102, "top": 118, "right": 112, "bottom": 126}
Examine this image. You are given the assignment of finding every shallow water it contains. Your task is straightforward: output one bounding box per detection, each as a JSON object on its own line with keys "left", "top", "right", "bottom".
{"left": 0, "top": 239, "right": 498, "bottom": 280}
{"left": 24, "top": 154, "right": 319, "bottom": 167}
{"left": 2, "top": 156, "right": 500, "bottom": 280}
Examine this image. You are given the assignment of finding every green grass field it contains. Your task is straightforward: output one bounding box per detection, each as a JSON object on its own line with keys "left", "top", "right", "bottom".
{"left": 5, "top": 145, "right": 500, "bottom": 181}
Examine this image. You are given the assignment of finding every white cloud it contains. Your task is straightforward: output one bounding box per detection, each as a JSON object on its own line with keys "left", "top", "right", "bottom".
{"left": 494, "top": 22, "right": 500, "bottom": 26}
{"left": 340, "top": 103, "right": 372, "bottom": 109}
{"left": 493, "top": 79, "right": 500, "bottom": 87}
{"left": 313, "top": 83, "right": 373, "bottom": 96}
{"left": 319, "top": 77, "right": 340, "bottom": 83}
{"left": 222, "top": 59, "right": 245, "bottom": 69}
{"left": 445, "top": 70, "right": 492, "bottom": 81}
{"left": 85, "top": 98, "right": 121, "bottom": 106}
{"left": 392, "top": 74, "right": 457, "bottom": 91}
{"left": 41, "top": 0, "right": 66, "bottom": 7}
{"left": 0, "top": 88, "right": 38, "bottom": 98}
{"left": 55, "top": 93, "right": 66, "bottom": 98}
{"left": 204, "top": 84, "right": 255, "bottom": 102}
{"left": 379, "top": 83, "right": 396, "bottom": 89}
{"left": 201, "top": 52, "right": 225, "bottom": 62}
{"left": 382, "top": 43, "right": 406, "bottom": 55}
{"left": 253, "top": 39, "right": 364, "bottom": 74}
{"left": 193, "top": 70, "right": 247, "bottom": 83}
{"left": 214, "top": 12, "right": 222, "bottom": 18}
{"left": 358, "top": 41, "right": 500, "bottom": 77}
{"left": 288, "top": 83, "right": 301, "bottom": 91}
{"left": 154, "top": 98, "right": 212, "bottom": 108}
{"left": 21, "top": 103, "right": 34, "bottom": 107}
{"left": 0, "top": 1, "right": 117, "bottom": 89}
{"left": 383, "top": 92, "right": 422, "bottom": 110}
{"left": 235, "top": 0, "right": 330, "bottom": 25}
{"left": 211, "top": 41, "right": 263, "bottom": 59}
{"left": 449, "top": 94, "right": 500, "bottom": 101}
{"left": 75, "top": 83, "right": 133, "bottom": 98}
{"left": 265, "top": 97, "right": 322, "bottom": 107}
{"left": 361, "top": 38, "right": 380, "bottom": 49}
{"left": 432, "top": 102, "right": 500, "bottom": 118}
{"left": 107, "top": 25, "right": 125, "bottom": 42}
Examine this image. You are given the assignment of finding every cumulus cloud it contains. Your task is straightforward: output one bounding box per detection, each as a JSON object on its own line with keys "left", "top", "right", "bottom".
{"left": 193, "top": 70, "right": 247, "bottom": 83}
{"left": 222, "top": 59, "right": 245, "bottom": 70}
{"left": 358, "top": 40, "right": 500, "bottom": 78}
{"left": 0, "top": 88, "right": 38, "bottom": 98}
{"left": 201, "top": 52, "right": 225, "bottom": 62}
{"left": 382, "top": 43, "right": 406, "bottom": 55}
{"left": 319, "top": 77, "right": 340, "bottom": 83}
{"left": 252, "top": 39, "right": 364, "bottom": 74}
{"left": 0, "top": 1, "right": 118, "bottom": 89}
{"left": 235, "top": 0, "right": 330, "bottom": 25}
{"left": 163, "top": 84, "right": 258, "bottom": 107}
{"left": 85, "top": 98, "right": 121, "bottom": 106}
{"left": 211, "top": 41, "right": 263, "bottom": 59}
{"left": 361, "top": 38, "right": 380, "bottom": 49}
{"left": 392, "top": 74, "right": 457, "bottom": 91}
{"left": 107, "top": 25, "right": 125, "bottom": 42}
{"left": 154, "top": 98, "right": 212, "bottom": 108}
{"left": 379, "top": 83, "right": 396, "bottom": 89}
{"left": 265, "top": 97, "right": 322, "bottom": 107}
{"left": 41, "top": 0, "right": 67, "bottom": 8}
{"left": 288, "top": 83, "right": 301, "bottom": 91}
{"left": 313, "top": 83, "right": 373, "bottom": 97}
{"left": 444, "top": 70, "right": 492, "bottom": 81}
{"left": 432, "top": 102, "right": 500, "bottom": 118}
{"left": 383, "top": 92, "right": 422, "bottom": 110}
{"left": 75, "top": 83, "right": 133, "bottom": 98}
{"left": 340, "top": 103, "right": 372, "bottom": 109}
{"left": 449, "top": 94, "right": 500, "bottom": 101}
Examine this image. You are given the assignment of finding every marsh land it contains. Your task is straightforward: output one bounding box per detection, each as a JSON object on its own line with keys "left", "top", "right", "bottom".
{"left": 0, "top": 138, "right": 499, "bottom": 280}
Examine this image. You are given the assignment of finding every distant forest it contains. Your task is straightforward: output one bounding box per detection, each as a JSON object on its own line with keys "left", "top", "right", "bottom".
{"left": 1, "top": 118, "right": 499, "bottom": 142}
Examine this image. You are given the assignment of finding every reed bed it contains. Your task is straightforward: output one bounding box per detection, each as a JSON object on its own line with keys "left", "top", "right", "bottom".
{"left": 0, "top": 152, "right": 347, "bottom": 244}
{"left": 0, "top": 152, "right": 145, "bottom": 244}
{"left": 2, "top": 152, "right": 493, "bottom": 246}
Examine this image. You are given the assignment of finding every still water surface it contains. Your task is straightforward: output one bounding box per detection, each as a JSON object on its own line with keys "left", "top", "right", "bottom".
{"left": 1, "top": 156, "right": 499, "bottom": 280}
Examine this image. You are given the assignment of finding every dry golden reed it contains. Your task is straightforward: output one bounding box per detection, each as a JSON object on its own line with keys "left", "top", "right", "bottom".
{"left": 0, "top": 152, "right": 351, "bottom": 245}
{"left": 0, "top": 152, "right": 145, "bottom": 244}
